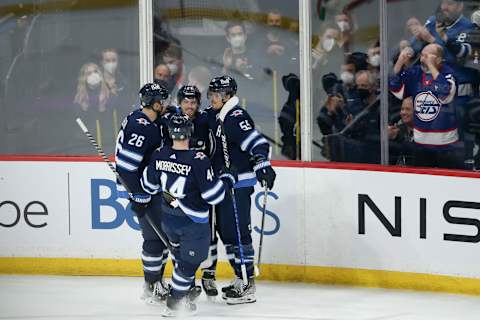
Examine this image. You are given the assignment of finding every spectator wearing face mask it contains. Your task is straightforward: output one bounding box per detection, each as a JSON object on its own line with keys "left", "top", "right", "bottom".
{"left": 74, "top": 62, "right": 110, "bottom": 113}
{"left": 162, "top": 44, "right": 184, "bottom": 98}
{"left": 74, "top": 62, "right": 116, "bottom": 154}
{"left": 335, "top": 12, "right": 356, "bottom": 53}
{"left": 101, "top": 48, "right": 127, "bottom": 96}
{"left": 312, "top": 25, "right": 342, "bottom": 73}
{"left": 221, "top": 20, "right": 261, "bottom": 80}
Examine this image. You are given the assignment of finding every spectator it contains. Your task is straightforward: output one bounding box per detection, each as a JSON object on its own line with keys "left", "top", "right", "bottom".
{"left": 388, "top": 98, "right": 415, "bottom": 166}
{"left": 367, "top": 40, "right": 381, "bottom": 70}
{"left": 390, "top": 43, "right": 464, "bottom": 169}
{"left": 74, "top": 62, "right": 116, "bottom": 154}
{"left": 348, "top": 70, "right": 379, "bottom": 117}
{"left": 101, "top": 48, "right": 127, "bottom": 97}
{"left": 222, "top": 21, "right": 259, "bottom": 80}
{"left": 312, "top": 25, "right": 342, "bottom": 73}
{"left": 153, "top": 63, "right": 174, "bottom": 94}
{"left": 317, "top": 81, "right": 352, "bottom": 136}
{"left": 410, "top": 0, "right": 474, "bottom": 63}
{"left": 161, "top": 44, "right": 184, "bottom": 97}
{"left": 335, "top": 12, "right": 356, "bottom": 53}
{"left": 74, "top": 62, "right": 110, "bottom": 113}
{"left": 389, "top": 97, "right": 414, "bottom": 142}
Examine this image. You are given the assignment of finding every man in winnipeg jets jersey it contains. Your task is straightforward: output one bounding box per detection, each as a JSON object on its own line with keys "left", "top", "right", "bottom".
{"left": 115, "top": 82, "right": 170, "bottom": 304}
{"left": 167, "top": 85, "right": 219, "bottom": 299}
{"left": 390, "top": 44, "right": 461, "bottom": 168}
{"left": 140, "top": 114, "right": 236, "bottom": 316}
{"left": 205, "top": 75, "right": 276, "bottom": 304}
{"left": 160, "top": 85, "right": 210, "bottom": 153}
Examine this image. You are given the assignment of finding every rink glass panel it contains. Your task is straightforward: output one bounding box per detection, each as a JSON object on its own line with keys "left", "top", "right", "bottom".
{"left": 153, "top": 0, "right": 301, "bottom": 160}
{"left": 0, "top": 0, "right": 140, "bottom": 156}
{"left": 310, "top": 0, "right": 382, "bottom": 164}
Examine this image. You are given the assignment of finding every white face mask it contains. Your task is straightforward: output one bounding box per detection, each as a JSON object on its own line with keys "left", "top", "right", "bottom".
{"left": 87, "top": 72, "right": 102, "bottom": 87}
{"left": 103, "top": 62, "right": 117, "bottom": 74}
{"left": 340, "top": 71, "right": 354, "bottom": 85}
{"left": 322, "top": 38, "right": 335, "bottom": 52}
{"left": 472, "top": 10, "right": 480, "bottom": 26}
{"left": 166, "top": 63, "right": 178, "bottom": 76}
{"left": 229, "top": 34, "right": 246, "bottom": 49}
{"left": 337, "top": 21, "right": 350, "bottom": 32}
{"left": 369, "top": 54, "right": 381, "bottom": 67}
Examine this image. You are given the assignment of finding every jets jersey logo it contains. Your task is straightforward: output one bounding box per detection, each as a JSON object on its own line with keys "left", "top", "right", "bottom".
{"left": 414, "top": 91, "right": 441, "bottom": 122}
{"left": 136, "top": 118, "right": 150, "bottom": 126}
{"left": 230, "top": 109, "right": 243, "bottom": 117}
{"left": 194, "top": 152, "right": 206, "bottom": 160}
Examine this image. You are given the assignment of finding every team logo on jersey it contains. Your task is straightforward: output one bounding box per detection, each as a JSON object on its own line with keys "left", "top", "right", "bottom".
{"left": 194, "top": 152, "right": 206, "bottom": 160}
{"left": 414, "top": 91, "right": 441, "bottom": 122}
{"left": 231, "top": 109, "right": 243, "bottom": 117}
{"left": 136, "top": 118, "right": 150, "bottom": 126}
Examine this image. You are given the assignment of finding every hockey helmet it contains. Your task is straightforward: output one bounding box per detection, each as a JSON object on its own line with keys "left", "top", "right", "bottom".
{"left": 208, "top": 75, "right": 237, "bottom": 97}
{"left": 139, "top": 82, "right": 169, "bottom": 107}
{"left": 177, "top": 85, "right": 201, "bottom": 104}
{"left": 168, "top": 114, "right": 194, "bottom": 140}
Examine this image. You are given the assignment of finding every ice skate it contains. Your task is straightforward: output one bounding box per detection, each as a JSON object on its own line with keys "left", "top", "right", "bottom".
{"left": 162, "top": 286, "right": 201, "bottom": 317}
{"left": 224, "top": 277, "right": 256, "bottom": 305}
{"left": 201, "top": 270, "right": 218, "bottom": 301}
{"left": 141, "top": 280, "right": 170, "bottom": 305}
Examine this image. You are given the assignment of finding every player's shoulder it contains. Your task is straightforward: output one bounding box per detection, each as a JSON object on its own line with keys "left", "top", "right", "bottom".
{"left": 127, "top": 109, "right": 157, "bottom": 130}
{"left": 226, "top": 106, "right": 252, "bottom": 123}
{"left": 194, "top": 110, "right": 209, "bottom": 124}
{"left": 188, "top": 151, "right": 211, "bottom": 166}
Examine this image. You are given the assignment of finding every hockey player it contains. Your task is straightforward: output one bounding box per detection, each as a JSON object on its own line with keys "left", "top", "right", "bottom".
{"left": 160, "top": 85, "right": 210, "bottom": 153}
{"left": 205, "top": 75, "right": 277, "bottom": 304}
{"left": 115, "top": 82, "right": 170, "bottom": 304}
{"left": 174, "top": 85, "right": 220, "bottom": 299}
{"left": 140, "top": 114, "right": 237, "bottom": 316}
{"left": 390, "top": 43, "right": 461, "bottom": 168}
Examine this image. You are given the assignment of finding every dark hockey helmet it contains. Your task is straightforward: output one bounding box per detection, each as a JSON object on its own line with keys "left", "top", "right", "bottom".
{"left": 208, "top": 75, "right": 237, "bottom": 97}
{"left": 177, "top": 85, "right": 201, "bottom": 104}
{"left": 168, "top": 114, "right": 194, "bottom": 140}
{"left": 139, "top": 82, "right": 169, "bottom": 107}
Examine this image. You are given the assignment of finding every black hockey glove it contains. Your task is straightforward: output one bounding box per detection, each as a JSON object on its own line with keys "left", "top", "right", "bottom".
{"left": 219, "top": 167, "right": 238, "bottom": 190}
{"left": 129, "top": 193, "right": 151, "bottom": 218}
{"left": 251, "top": 154, "right": 276, "bottom": 189}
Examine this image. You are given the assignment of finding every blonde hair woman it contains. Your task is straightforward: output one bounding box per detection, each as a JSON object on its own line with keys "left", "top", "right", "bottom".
{"left": 74, "top": 62, "right": 110, "bottom": 112}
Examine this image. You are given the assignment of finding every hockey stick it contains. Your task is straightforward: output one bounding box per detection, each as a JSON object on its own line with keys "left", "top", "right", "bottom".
{"left": 219, "top": 123, "right": 249, "bottom": 286}
{"left": 254, "top": 184, "right": 269, "bottom": 277}
{"left": 75, "top": 118, "right": 171, "bottom": 251}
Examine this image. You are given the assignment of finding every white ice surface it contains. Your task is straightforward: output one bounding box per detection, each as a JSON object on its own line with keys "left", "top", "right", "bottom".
{"left": 0, "top": 275, "right": 479, "bottom": 320}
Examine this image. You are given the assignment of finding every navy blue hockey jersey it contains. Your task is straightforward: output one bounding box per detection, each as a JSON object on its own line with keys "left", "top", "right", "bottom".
{"left": 140, "top": 146, "right": 227, "bottom": 224}
{"left": 206, "top": 96, "right": 270, "bottom": 188}
{"left": 115, "top": 109, "right": 162, "bottom": 194}
{"left": 389, "top": 64, "right": 458, "bottom": 147}
{"left": 160, "top": 110, "right": 211, "bottom": 153}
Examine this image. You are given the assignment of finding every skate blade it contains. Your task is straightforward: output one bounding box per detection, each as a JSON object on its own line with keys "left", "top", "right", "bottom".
{"left": 206, "top": 295, "right": 217, "bottom": 302}
{"left": 144, "top": 296, "right": 166, "bottom": 306}
{"left": 225, "top": 294, "right": 256, "bottom": 305}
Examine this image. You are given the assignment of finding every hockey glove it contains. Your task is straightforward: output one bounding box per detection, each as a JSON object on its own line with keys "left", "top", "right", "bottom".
{"left": 219, "top": 167, "right": 238, "bottom": 190}
{"left": 251, "top": 154, "right": 276, "bottom": 189}
{"left": 129, "top": 193, "right": 151, "bottom": 218}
